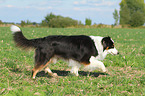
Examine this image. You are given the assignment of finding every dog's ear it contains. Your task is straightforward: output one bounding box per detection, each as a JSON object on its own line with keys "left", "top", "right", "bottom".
{"left": 102, "top": 39, "right": 107, "bottom": 51}
{"left": 107, "top": 36, "right": 111, "bottom": 39}
{"left": 103, "top": 40, "right": 106, "bottom": 47}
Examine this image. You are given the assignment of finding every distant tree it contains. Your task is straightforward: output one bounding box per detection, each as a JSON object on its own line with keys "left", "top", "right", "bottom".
{"left": 49, "top": 17, "right": 78, "bottom": 28}
{"left": 32, "top": 22, "right": 37, "bottom": 25}
{"left": 26, "top": 20, "right": 31, "bottom": 25}
{"left": 0, "top": 20, "right": 3, "bottom": 24}
{"left": 78, "top": 21, "right": 83, "bottom": 25}
{"left": 85, "top": 18, "right": 92, "bottom": 25}
{"left": 113, "top": 9, "right": 119, "bottom": 25}
{"left": 21, "top": 20, "right": 26, "bottom": 27}
{"left": 119, "top": 0, "right": 145, "bottom": 27}
{"left": 130, "top": 11, "right": 145, "bottom": 27}
{"left": 119, "top": 2, "right": 131, "bottom": 25}
{"left": 41, "top": 20, "right": 48, "bottom": 27}
{"left": 45, "top": 12, "right": 57, "bottom": 23}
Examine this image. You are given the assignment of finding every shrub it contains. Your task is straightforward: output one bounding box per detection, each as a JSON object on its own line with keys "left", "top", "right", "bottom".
{"left": 41, "top": 13, "right": 79, "bottom": 28}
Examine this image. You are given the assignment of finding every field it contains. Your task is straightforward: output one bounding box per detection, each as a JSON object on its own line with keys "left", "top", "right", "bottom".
{"left": 0, "top": 27, "right": 145, "bottom": 96}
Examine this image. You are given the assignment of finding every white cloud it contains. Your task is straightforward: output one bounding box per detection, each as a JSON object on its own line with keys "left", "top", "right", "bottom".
{"left": 35, "top": 6, "right": 52, "bottom": 11}
{"left": 73, "top": 1, "right": 79, "bottom": 5}
{"left": 94, "top": 0, "right": 116, "bottom": 6}
{"left": 29, "top": 0, "right": 63, "bottom": 7}
{"left": 73, "top": 7, "right": 102, "bottom": 11}
{"left": 4, "top": 4, "right": 52, "bottom": 11}
{"left": 74, "top": 0, "right": 117, "bottom": 7}
{"left": 6, "top": 5, "right": 14, "bottom": 8}
{"left": 72, "top": 0, "right": 119, "bottom": 14}
{"left": 73, "top": 0, "right": 87, "bottom": 5}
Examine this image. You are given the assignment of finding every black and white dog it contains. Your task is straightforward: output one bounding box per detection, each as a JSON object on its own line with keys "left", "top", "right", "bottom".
{"left": 11, "top": 25, "right": 119, "bottom": 79}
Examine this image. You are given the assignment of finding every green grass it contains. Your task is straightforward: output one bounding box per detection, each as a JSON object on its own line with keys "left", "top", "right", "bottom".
{"left": 0, "top": 27, "right": 145, "bottom": 96}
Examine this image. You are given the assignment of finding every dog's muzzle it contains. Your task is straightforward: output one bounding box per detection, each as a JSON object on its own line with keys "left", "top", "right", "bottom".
{"left": 108, "top": 48, "right": 119, "bottom": 55}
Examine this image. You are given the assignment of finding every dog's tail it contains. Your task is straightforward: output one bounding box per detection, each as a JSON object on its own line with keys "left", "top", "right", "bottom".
{"left": 11, "top": 25, "right": 36, "bottom": 49}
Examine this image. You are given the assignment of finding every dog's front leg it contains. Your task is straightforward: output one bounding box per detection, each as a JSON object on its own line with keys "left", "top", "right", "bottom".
{"left": 84, "top": 56, "right": 107, "bottom": 72}
{"left": 45, "top": 67, "right": 58, "bottom": 77}
{"left": 68, "top": 59, "right": 81, "bottom": 76}
{"left": 70, "top": 66, "right": 79, "bottom": 76}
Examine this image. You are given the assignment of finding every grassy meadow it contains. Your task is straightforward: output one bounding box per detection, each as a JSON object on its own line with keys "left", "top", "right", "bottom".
{"left": 0, "top": 27, "right": 145, "bottom": 96}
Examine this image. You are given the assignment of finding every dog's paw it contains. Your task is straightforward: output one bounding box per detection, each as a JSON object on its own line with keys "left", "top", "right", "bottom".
{"left": 102, "top": 68, "right": 108, "bottom": 73}
{"left": 52, "top": 73, "right": 58, "bottom": 77}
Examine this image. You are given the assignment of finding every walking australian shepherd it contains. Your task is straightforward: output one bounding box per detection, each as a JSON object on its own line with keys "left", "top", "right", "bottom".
{"left": 11, "top": 25, "right": 119, "bottom": 79}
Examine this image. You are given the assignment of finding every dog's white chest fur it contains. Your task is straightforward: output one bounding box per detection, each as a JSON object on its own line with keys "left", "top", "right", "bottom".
{"left": 89, "top": 36, "right": 108, "bottom": 60}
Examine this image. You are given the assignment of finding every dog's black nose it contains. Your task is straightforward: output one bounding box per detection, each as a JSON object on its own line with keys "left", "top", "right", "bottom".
{"left": 117, "top": 52, "right": 119, "bottom": 55}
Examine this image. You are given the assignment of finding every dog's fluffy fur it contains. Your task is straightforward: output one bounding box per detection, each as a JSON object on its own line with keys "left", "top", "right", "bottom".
{"left": 11, "top": 25, "right": 119, "bottom": 79}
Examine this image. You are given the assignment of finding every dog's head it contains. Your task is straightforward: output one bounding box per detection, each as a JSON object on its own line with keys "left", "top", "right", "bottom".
{"left": 102, "top": 36, "right": 119, "bottom": 55}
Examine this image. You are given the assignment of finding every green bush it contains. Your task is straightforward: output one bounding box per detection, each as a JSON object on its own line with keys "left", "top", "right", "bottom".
{"left": 85, "top": 18, "right": 92, "bottom": 25}
{"left": 41, "top": 13, "right": 79, "bottom": 28}
{"left": 49, "top": 17, "right": 78, "bottom": 28}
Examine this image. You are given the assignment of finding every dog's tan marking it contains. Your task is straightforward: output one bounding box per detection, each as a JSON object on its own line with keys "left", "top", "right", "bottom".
{"left": 32, "top": 61, "right": 50, "bottom": 79}
{"left": 81, "top": 62, "right": 90, "bottom": 66}
{"left": 106, "top": 47, "right": 109, "bottom": 50}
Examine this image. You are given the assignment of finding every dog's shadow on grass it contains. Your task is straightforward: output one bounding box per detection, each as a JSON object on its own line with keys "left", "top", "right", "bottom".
{"left": 37, "top": 70, "right": 109, "bottom": 78}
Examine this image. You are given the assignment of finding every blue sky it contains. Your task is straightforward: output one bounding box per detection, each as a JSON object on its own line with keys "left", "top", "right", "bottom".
{"left": 0, "top": 0, "right": 123, "bottom": 25}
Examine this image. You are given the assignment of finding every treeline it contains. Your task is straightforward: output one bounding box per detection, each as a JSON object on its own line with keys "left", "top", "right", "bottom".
{"left": 113, "top": 0, "right": 145, "bottom": 27}
{"left": 0, "top": 13, "right": 92, "bottom": 28}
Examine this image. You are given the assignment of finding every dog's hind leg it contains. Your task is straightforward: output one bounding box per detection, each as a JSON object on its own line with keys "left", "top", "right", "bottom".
{"left": 32, "top": 61, "right": 50, "bottom": 79}
{"left": 44, "top": 57, "right": 58, "bottom": 77}
{"left": 32, "top": 47, "right": 54, "bottom": 79}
